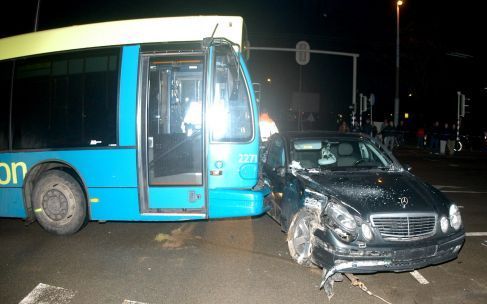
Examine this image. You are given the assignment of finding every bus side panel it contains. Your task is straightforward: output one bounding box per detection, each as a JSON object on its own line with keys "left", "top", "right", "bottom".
{"left": 119, "top": 45, "right": 139, "bottom": 147}
{"left": 89, "top": 187, "right": 205, "bottom": 221}
{"left": 0, "top": 149, "right": 138, "bottom": 219}
{"left": 0, "top": 188, "right": 26, "bottom": 218}
{"left": 22, "top": 150, "right": 137, "bottom": 187}
{"left": 89, "top": 187, "right": 140, "bottom": 220}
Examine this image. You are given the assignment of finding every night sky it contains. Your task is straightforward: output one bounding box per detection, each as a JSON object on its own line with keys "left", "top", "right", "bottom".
{"left": 1, "top": 0, "right": 486, "bottom": 133}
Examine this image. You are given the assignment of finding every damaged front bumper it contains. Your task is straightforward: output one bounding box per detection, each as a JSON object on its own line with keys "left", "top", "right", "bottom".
{"left": 311, "top": 228, "right": 465, "bottom": 274}
{"left": 314, "top": 228, "right": 465, "bottom": 299}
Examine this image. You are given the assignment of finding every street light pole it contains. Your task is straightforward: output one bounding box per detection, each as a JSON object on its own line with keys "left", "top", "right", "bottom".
{"left": 34, "top": 0, "right": 41, "bottom": 32}
{"left": 394, "top": 0, "right": 403, "bottom": 127}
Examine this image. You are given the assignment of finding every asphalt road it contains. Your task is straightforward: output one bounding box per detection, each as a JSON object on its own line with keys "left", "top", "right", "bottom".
{"left": 1, "top": 147, "right": 487, "bottom": 304}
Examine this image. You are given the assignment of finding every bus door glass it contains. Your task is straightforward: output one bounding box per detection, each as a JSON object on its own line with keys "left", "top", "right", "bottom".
{"left": 142, "top": 55, "right": 205, "bottom": 211}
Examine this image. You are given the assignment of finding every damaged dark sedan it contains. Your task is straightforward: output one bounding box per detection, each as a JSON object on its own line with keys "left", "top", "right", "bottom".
{"left": 261, "top": 131, "right": 465, "bottom": 295}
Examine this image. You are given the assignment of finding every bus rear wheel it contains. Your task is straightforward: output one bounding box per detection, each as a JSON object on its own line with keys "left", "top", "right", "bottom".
{"left": 32, "top": 170, "right": 86, "bottom": 235}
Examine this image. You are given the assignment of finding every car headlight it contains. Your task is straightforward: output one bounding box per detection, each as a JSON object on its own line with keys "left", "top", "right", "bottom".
{"left": 440, "top": 216, "right": 449, "bottom": 233}
{"left": 449, "top": 204, "right": 462, "bottom": 230}
{"left": 325, "top": 201, "right": 357, "bottom": 232}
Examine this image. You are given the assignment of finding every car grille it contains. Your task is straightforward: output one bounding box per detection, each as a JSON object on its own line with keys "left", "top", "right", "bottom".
{"left": 370, "top": 213, "right": 437, "bottom": 241}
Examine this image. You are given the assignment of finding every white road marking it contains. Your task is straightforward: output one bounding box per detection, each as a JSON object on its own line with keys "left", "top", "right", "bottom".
{"left": 19, "top": 283, "right": 76, "bottom": 304}
{"left": 409, "top": 270, "right": 429, "bottom": 285}
{"left": 123, "top": 300, "right": 148, "bottom": 304}
{"left": 466, "top": 232, "right": 487, "bottom": 236}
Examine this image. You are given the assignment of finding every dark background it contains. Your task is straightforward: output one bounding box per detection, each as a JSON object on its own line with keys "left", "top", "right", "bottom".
{"left": 1, "top": 0, "right": 486, "bottom": 134}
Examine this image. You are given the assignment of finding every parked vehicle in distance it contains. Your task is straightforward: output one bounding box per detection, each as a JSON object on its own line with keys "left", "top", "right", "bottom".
{"left": 261, "top": 131, "right": 465, "bottom": 296}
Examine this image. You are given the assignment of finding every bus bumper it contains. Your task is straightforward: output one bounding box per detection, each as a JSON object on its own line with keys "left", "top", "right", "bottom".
{"left": 208, "top": 187, "right": 270, "bottom": 219}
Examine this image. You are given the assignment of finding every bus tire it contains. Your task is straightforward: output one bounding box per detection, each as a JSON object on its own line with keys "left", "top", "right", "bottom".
{"left": 287, "top": 209, "right": 316, "bottom": 267}
{"left": 32, "top": 170, "right": 86, "bottom": 235}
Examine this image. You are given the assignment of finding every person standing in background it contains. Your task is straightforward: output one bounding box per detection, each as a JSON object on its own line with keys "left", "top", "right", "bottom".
{"left": 338, "top": 120, "right": 350, "bottom": 133}
{"left": 383, "top": 120, "right": 396, "bottom": 151}
{"left": 439, "top": 122, "right": 450, "bottom": 155}
{"left": 259, "top": 108, "right": 278, "bottom": 142}
{"left": 416, "top": 126, "right": 425, "bottom": 148}
{"left": 378, "top": 118, "right": 388, "bottom": 143}
{"left": 447, "top": 123, "right": 457, "bottom": 156}
{"left": 361, "top": 118, "right": 374, "bottom": 137}
{"left": 430, "top": 121, "right": 441, "bottom": 154}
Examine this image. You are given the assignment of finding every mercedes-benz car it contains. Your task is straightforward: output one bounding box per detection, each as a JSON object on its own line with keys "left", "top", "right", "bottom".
{"left": 261, "top": 131, "right": 465, "bottom": 295}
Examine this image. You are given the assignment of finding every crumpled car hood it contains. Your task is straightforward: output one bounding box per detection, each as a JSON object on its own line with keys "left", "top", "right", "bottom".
{"left": 300, "top": 171, "right": 450, "bottom": 217}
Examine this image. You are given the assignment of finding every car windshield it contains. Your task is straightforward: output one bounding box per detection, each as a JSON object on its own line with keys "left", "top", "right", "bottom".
{"left": 291, "top": 137, "right": 394, "bottom": 171}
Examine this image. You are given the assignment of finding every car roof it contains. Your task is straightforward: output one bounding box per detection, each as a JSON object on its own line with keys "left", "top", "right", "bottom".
{"left": 278, "top": 131, "right": 367, "bottom": 142}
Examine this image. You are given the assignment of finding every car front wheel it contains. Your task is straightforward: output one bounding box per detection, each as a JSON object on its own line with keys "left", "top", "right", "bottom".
{"left": 287, "top": 209, "right": 317, "bottom": 267}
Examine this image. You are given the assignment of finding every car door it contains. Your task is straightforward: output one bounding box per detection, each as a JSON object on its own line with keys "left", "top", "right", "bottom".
{"left": 262, "top": 135, "right": 286, "bottom": 221}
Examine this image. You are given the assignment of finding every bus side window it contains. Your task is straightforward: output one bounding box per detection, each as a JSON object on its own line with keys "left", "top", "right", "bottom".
{"left": 11, "top": 49, "right": 119, "bottom": 149}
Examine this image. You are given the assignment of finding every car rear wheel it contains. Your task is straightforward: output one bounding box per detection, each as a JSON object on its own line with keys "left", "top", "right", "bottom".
{"left": 287, "top": 209, "right": 316, "bottom": 267}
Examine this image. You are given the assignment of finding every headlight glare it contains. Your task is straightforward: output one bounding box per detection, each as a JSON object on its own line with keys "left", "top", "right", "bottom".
{"left": 449, "top": 204, "right": 462, "bottom": 230}
{"left": 440, "top": 216, "right": 449, "bottom": 233}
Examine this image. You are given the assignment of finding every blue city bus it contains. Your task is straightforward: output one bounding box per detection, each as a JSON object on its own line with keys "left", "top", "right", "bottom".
{"left": 0, "top": 16, "right": 268, "bottom": 235}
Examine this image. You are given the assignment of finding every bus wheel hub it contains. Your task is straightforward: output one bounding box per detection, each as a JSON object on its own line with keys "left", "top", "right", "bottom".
{"left": 42, "top": 189, "right": 69, "bottom": 221}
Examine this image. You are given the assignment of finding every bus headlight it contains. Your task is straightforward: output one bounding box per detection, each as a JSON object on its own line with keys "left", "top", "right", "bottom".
{"left": 449, "top": 204, "right": 462, "bottom": 230}
{"left": 440, "top": 216, "right": 449, "bottom": 233}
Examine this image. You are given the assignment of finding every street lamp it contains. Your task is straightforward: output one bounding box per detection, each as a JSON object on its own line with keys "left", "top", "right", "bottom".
{"left": 394, "top": 0, "right": 403, "bottom": 127}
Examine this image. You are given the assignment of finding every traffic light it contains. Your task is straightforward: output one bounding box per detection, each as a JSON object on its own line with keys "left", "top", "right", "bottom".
{"left": 460, "top": 94, "right": 470, "bottom": 117}
{"left": 457, "top": 91, "right": 470, "bottom": 118}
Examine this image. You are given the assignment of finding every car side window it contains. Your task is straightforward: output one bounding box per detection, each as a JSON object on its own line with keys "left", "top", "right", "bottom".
{"left": 267, "top": 137, "right": 285, "bottom": 168}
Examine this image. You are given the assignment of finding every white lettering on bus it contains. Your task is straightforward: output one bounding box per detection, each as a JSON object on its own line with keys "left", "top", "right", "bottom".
{"left": 0, "top": 162, "right": 27, "bottom": 185}
{"left": 238, "top": 154, "right": 257, "bottom": 163}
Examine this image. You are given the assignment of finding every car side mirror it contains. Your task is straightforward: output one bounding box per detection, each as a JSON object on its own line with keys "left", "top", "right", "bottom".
{"left": 404, "top": 164, "right": 412, "bottom": 172}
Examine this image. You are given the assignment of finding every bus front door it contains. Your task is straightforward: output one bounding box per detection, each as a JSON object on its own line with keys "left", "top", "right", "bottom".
{"left": 139, "top": 53, "right": 206, "bottom": 215}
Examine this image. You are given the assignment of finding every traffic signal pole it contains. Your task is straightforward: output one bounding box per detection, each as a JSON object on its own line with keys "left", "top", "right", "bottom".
{"left": 457, "top": 91, "right": 462, "bottom": 143}
{"left": 248, "top": 46, "right": 359, "bottom": 123}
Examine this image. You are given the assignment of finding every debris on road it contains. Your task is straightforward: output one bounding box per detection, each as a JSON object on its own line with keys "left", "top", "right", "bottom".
{"left": 344, "top": 273, "right": 392, "bottom": 304}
